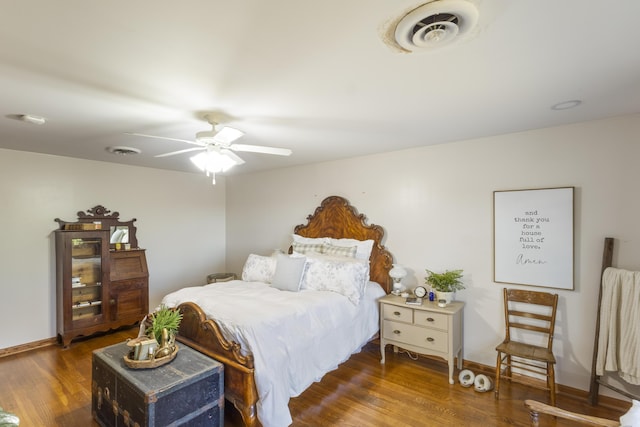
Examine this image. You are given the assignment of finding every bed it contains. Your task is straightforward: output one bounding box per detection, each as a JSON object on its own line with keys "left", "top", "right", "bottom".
{"left": 163, "top": 196, "right": 393, "bottom": 427}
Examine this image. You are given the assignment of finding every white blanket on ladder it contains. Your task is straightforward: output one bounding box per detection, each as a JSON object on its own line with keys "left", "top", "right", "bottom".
{"left": 595, "top": 267, "right": 640, "bottom": 384}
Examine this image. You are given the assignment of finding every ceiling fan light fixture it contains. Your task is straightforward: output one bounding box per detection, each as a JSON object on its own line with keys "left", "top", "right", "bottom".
{"left": 190, "top": 149, "right": 239, "bottom": 175}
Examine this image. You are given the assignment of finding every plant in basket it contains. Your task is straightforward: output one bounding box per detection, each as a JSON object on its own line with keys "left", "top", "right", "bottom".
{"left": 146, "top": 304, "right": 183, "bottom": 346}
{"left": 126, "top": 305, "right": 183, "bottom": 367}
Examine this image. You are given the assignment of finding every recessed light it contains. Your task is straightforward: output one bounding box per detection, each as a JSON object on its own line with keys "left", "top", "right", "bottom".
{"left": 106, "top": 146, "right": 141, "bottom": 155}
{"left": 551, "top": 100, "right": 582, "bottom": 110}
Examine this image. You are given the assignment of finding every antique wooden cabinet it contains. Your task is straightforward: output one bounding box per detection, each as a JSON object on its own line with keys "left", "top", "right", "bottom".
{"left": 55, "top": 205, "right": 149, "bottom": 346}
{"left": 92, "top": 342, "right": 224, "bottom": 426}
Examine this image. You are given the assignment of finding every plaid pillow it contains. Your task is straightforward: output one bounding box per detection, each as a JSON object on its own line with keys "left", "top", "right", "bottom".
{"left": 292, "top": 241, "right": 325, "bottom": 255}
{"left": 322, "top": 243, "right": 357, "bottom": 258}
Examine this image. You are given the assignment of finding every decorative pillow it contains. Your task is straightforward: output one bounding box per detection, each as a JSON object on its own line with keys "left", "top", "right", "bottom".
{"left": 292, "top": 241, "right": 325, "bottom": 255}
{"left": 322, "top": 243, "right": 357, "bottom": 258}
{"left": 328, "top": 238, "right": 375, "bottom": 261}
{"left": 292, "top": 234, "right": 330, "bottom": 245}
{"left": 300, "top": 255, "right": 370, "bottom": 305}
{"left": 241, "top": 254, "right": 277, "bottom": 283}
{"left": 270, "top": 254, "right": 307, "bottom": 292}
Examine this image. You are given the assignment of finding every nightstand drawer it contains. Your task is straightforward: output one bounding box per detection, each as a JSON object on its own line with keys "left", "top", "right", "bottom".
{"left": 383, "top": 320, "right": 448, "bottom": 353}
{"left": 413, "top": 311, "right": 448, "bottom": 331}
{"left": 382, "top": 304, "right": 413, "bottom": 323}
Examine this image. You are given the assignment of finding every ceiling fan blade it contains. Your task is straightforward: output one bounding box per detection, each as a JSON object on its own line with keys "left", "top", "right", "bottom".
{"left": 196, "top": 126, "right": 244, "bottom": 145}
{"left": 229, "top": 144, "right": 292, "bottom": 156}
{"left": 214, "top": 126, "right": 245, "bottom": 145}
{"left": 125, "top": 132, "right": 204, "bottom": 146}
{"left": 220, "top": 148, "right": 245, "bottom": 165}
{"left": 154, "top": 147, "right": 205, "bottom": 158}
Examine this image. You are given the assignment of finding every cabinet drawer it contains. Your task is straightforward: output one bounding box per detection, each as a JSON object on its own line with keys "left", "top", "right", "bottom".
{"left": 414, "top": 311, "right": 448, "bottom": 331}
{"left": 382, "top": 304, "right": 413, "bottom": 323}
{"left": 383, "top": 320, "right": 448, "bottom": 353}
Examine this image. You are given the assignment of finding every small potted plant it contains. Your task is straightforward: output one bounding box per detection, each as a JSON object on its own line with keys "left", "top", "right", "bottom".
{"left": 125, "top": 305, "right": 183, "bottom": 366}
{"left": 425, "top": 269, "right": 464, "bottom": 304}
{"left": 146, "top": 304, "right": 183, "bottom": 347}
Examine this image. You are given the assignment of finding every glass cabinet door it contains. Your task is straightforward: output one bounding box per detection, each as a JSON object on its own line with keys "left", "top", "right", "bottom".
{"left": 70, "top": 237, "right": 104, "bottom": 322}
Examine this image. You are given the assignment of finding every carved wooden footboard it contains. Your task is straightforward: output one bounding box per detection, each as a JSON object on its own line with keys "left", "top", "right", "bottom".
{"left": 176, "top": 301, "right": 259, "bottom": 427}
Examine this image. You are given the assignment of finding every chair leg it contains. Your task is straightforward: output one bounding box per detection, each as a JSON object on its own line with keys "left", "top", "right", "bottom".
{"left": 494, "top": 351, "right": 502, "bottom": 400}
{"left": 548, "top": 363, "right": 556, "bottom": 407}
{"left": 529, "top": 409, "right": 540, "bottom": 427}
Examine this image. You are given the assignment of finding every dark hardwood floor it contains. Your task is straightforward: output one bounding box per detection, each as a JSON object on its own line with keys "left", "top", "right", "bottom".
{"left": 0, "top": 328, "right": 627, "bottom": 426}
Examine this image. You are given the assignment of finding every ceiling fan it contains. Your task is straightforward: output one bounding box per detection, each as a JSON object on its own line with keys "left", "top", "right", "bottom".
{"left": 126, "top": 112, "right": 292, "bottom": 183}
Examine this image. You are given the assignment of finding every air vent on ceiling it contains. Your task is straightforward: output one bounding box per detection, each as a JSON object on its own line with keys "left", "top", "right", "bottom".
{"left": 394, "top": 0, "right": 479, "bottom": 52}
{"left": 106, "top": 146, "right": 141, "bottom": 155}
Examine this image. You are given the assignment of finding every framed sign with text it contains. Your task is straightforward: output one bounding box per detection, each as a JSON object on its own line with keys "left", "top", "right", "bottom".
{"left": 493, "top": 187, "right": 574, "bottom": 290}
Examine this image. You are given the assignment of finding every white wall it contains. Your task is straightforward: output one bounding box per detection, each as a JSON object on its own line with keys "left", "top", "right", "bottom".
{"left": 226, "top": 113, "right": 640, "bottom": 394}
{"left": 0, "top": 149, "right": 226, "bottom": 349}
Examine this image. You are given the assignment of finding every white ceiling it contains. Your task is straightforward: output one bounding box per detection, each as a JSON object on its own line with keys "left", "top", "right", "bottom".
{"left": 1, "top": 1, "right": 639, "bottom": 178}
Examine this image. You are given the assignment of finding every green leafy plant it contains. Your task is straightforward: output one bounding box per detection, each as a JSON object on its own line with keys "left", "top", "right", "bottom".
{"left": 425, "top": 269, "right": 465, "bottom": 292}
{"left": 146, "top": 305, "right": 183, "bottom": 344}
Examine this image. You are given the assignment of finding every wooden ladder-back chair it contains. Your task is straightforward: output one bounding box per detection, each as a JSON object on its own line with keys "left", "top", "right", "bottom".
{"left": 495, "top": 288, "right": 559, "bottom": 406}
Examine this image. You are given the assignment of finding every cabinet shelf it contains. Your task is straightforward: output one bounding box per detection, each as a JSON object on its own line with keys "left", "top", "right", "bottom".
{"left": 72, "top": 300, "right": 102, "bottom": 309}
{"left": 71, "top": 283, "right": 102, "bottom": 288}
{"left": 71, "top": 254, "right": 101, "bottom": 260}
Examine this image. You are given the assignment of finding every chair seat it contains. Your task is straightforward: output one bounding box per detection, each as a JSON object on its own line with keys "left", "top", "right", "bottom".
{"left": 496, "top": 340, "right": 556, "bottom": 364}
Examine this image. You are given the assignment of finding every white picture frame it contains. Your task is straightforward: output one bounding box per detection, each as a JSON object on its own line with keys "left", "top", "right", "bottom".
{"left": 493, "top": 187, "right": 574, "bottom": 290}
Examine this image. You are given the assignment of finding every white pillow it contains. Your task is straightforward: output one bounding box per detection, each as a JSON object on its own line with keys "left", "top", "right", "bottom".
{"left": 300, "top": 255, "right": 369, "bottom": 305}
{"left": 270, "top": 254, "right": 307, "bottom": 292}
{"left": 292, "top": 234, "right": 330, "bottom": 245}
{"left": 328, "top": 238, "right": 374, "bottom": 261}
{"left": 241, "top": 254, "right": 277, "bottom": 283}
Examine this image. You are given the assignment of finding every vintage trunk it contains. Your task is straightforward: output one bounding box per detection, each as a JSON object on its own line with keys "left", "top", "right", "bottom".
{"left": 92, "top": 342, "right": 224, "bottom": 426}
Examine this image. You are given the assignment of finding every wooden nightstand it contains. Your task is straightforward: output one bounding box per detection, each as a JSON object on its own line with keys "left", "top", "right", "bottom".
{"left": 379, "top": 294, "right": 464, "bottom": 384}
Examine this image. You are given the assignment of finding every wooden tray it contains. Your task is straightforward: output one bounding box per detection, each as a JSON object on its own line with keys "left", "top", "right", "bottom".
{"left": 123, "top": 345, "right": 179, "bottom": 369}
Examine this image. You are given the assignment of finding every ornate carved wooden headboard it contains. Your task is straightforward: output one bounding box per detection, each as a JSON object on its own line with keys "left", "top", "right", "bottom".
{"left": 293, "top": 196, "right": 394, "bottom": 293}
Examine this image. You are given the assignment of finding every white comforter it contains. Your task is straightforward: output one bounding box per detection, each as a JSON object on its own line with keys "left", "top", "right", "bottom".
{"left": 161, "top": 280, "right": 385, "bottom": 427}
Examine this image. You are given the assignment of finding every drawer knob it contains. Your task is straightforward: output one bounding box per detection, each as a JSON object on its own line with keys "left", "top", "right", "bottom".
{"left": 393, "top": 311, "right": 401, "bottom": 316}
{"left": 426, "top": 337, "right": 435, "bottom": 342}
{"left": 426, "top": 317, "right": 435, "bottom": 322}
{"left": 393, "top": 330, "right": 401, "bottom": 335}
